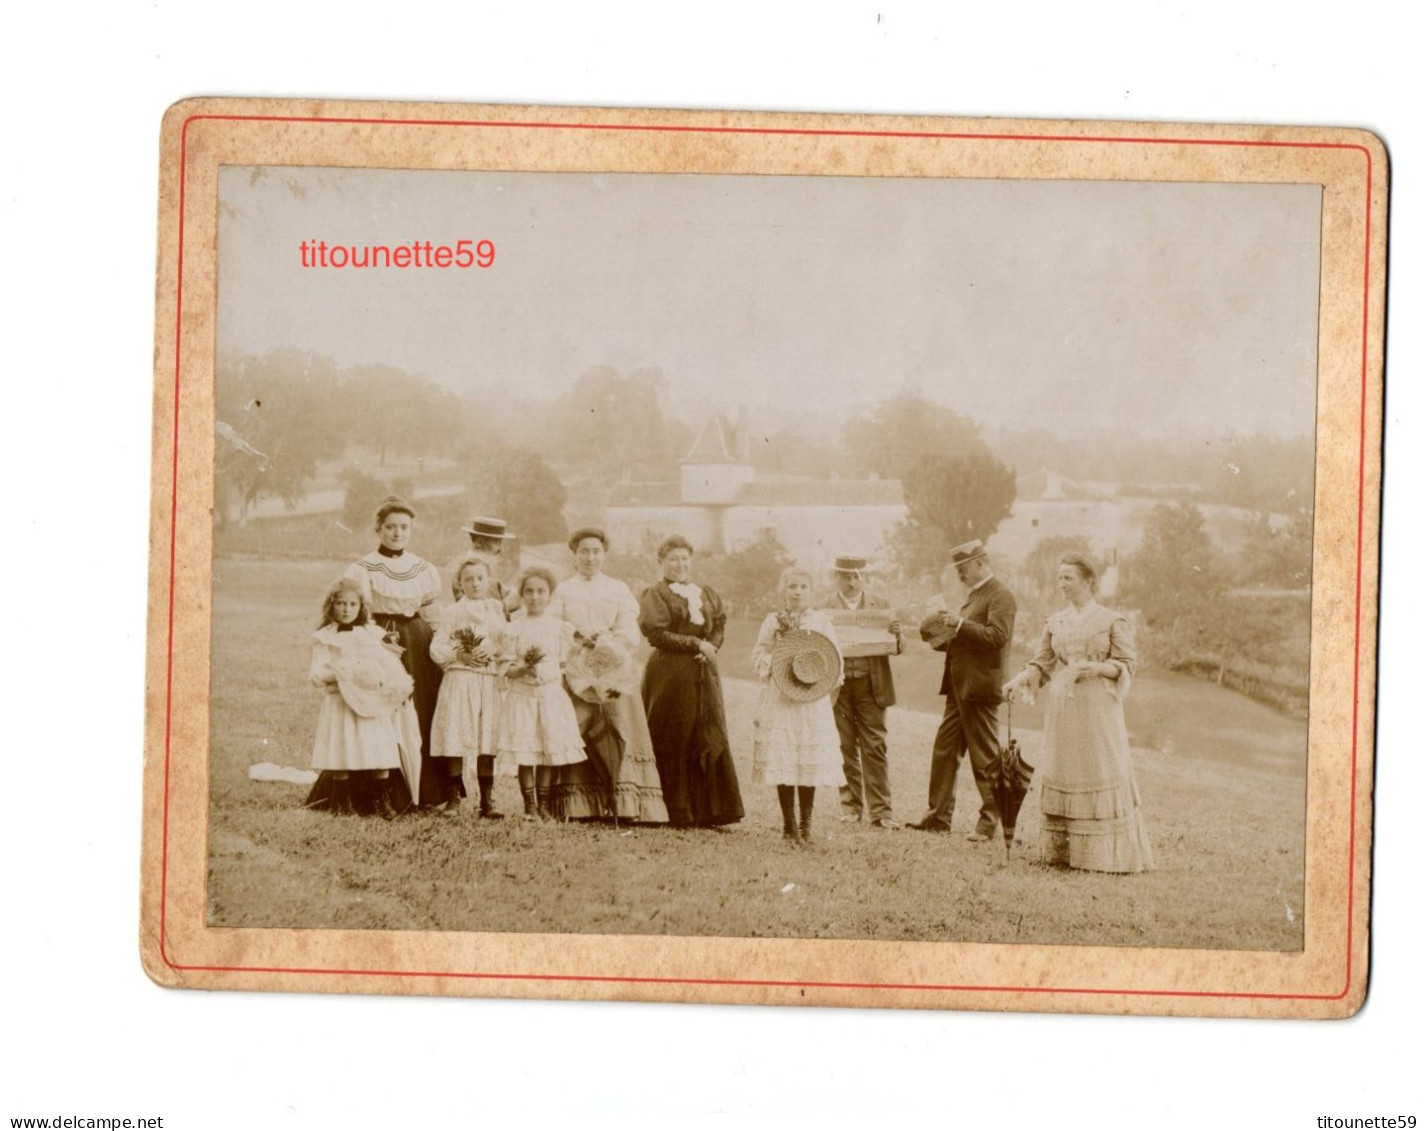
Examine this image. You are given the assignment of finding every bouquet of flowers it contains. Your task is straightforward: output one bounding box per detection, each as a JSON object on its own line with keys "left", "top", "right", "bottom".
{"left": 774, "top": 608, "right": 803, "bottom": 637}
{"left": 566, "top": 633, "right": 638, "bottom": 703}
{"left": 442, "top": 604, "right": 507, "bottom": 672}
{"left": 451, "top": 625, "right": 485, "bottom": 653}
{"left": 506, "top": 643, "right": 547, "bottom": 685}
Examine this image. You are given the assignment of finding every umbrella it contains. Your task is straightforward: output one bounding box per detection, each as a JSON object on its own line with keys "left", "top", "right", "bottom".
{"left": 992, "top": 707, "right": 1035, "bottom": 857}
{"left": 393, "top": 701, "right": 423, "bottom": 813}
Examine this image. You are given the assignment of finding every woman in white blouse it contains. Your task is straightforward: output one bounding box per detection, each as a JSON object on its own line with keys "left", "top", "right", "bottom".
{"left": 549, "top": 528, "right": 669, "bottom": 823}
{"left": 343, "top": 496, "right": 449, "bottom": 810}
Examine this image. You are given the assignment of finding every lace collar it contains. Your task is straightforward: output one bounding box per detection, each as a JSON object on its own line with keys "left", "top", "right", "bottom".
{"left": 667, "top": 581, "right": 705, "bottom": 626}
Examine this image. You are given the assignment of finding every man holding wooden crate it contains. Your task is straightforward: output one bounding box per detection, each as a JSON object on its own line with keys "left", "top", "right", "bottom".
{"left": 817, "top": 554, "right": 904, "bottom": 829}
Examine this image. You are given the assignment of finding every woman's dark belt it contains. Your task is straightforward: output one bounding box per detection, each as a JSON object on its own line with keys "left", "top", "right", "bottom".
{"left": 374, "top": 611, "right": 418, "bottom": 624}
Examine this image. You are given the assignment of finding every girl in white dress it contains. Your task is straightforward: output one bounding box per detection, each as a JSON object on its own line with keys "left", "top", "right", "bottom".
{"left": 752, "top": 568, "right": 845, "bottom": 842}
{"left": 307, "top": 578, "right": 415, "bottom": 819}
{"left": 429, "top": 555, "right": 510, "bottom": 818}
{"left": 494, "top": 566, "right": 587, "bottom": 820}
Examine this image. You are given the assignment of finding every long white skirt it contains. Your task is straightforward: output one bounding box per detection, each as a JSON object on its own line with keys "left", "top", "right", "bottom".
{"left": 751, "top": 684, "right": 846, "bottom": 787}
{"left": 494, "top": 678, "right": 587, "bottom": 772}
{"left": 430, "top": 669, "right": 502, "bottom": 760}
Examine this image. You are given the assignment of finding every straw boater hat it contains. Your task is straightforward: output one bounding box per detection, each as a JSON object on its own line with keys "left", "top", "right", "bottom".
{"left": 831, "top": 554, "right": 869, "bottom": 574}
{"left": 462, "top": 516, "right": 516, "bottom": 540}
{"left": 771, "top": 628, "right": 842, "bottom": 703}
{"left": 949, "top": 539, "right": 987, "bottom": 566}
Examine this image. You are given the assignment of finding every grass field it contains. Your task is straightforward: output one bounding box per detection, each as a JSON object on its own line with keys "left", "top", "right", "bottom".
{"left": 208, "top": 555, "right": 1306, "bottom": 949}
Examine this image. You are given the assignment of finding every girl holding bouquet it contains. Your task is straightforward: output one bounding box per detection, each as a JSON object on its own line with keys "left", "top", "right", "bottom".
{"left": 305, "top": 578, "right": 419, "bottom": 819}
{"left": 429, "top": 555, "right": 509, "bottom": 817}
{"left": 494, "top": 566, "right": 587, "bottom": 820}
{"left": 751, "top": 568, "right": 845, "bottom": 843}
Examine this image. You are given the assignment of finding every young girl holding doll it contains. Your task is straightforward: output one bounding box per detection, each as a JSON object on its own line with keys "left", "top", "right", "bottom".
{"left": 751, "top": 568, "right": 846, "bottom": 843}
{"left": 429, "top": 554, "right": 509, "bottom": 818}
{"left": 494, "top": 566, "right": 587, "bottom": 820}
{"left": 305, "top": 578, "right": 419, "bottom": 819}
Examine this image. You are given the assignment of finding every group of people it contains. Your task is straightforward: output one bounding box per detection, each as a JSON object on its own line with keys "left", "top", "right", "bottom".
{"left": 304, "top": 494, "right": 1154, "bottom": 873}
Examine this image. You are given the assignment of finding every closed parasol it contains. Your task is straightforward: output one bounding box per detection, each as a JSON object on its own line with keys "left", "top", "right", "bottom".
{"left": 992, "top": 706, "right": 1035, "bottom": 858}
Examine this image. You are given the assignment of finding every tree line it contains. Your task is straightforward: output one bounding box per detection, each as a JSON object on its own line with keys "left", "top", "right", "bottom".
{"left": 217, "top": 350, "right": 1312, "bottom": 712}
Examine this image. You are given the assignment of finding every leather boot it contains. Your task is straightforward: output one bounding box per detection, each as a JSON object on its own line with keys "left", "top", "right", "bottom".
{"left": 373, "top": 775, "right": 397, "bottom": 821}
{"left": 797, "top": 786, "right": 815, "bottom": 843}
{"left": 478, "top": 775, "right": 504, "bottom": 820}
{"left": 777, "top": 786, "right": 799, "bottom": 842}
{"left": 521, "top": 785, "right": 538, "bottom": 821}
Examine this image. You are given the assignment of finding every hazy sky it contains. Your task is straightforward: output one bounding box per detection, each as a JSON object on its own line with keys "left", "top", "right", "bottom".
{"left": 217, "top": 167, "right": 1321, "bottom": 437}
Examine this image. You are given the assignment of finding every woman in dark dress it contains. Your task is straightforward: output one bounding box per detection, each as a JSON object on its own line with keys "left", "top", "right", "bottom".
{"left": 638, "top": 536, "right": 744, "bottom": 828}
{"left": 345, "top": 496, "right": 453, "bottom": 810}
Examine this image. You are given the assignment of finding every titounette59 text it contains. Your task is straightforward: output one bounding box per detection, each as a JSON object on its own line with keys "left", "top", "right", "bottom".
{"left": 298, "top": 239, "right": 495, "bottom": 269}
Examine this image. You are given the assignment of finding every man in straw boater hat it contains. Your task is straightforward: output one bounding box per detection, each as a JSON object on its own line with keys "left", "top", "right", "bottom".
{"left": 909, "top": 539, "right": 1017, "bottom": 841}
{"left": 815, "top": 554, "right": 903, "bottom": 828}
{"left": 459, "top": 515, "right": 520, "bottom": 612}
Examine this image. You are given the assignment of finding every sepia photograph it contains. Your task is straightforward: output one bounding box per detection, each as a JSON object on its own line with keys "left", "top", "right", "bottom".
{"left": 9, "top": 2, "right": 1416, "bottom": 1121}
{"left": 206, "top": 162, "right": 1319, "bottom": 952}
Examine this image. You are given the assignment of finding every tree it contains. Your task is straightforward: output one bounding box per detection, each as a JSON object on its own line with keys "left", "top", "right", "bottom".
{"left": 343, "top": 364, "right": 464, "bottom": 467}
{"left": 339, "top": 468, "right": 390, "bottom": 533}
{"left": 557, "top": 365, "right": 680, "bottom": 477}
{"left": 1121, "top": 502, "right": 1221, "bottom": 628}
{"left": 699, "top": 529, "right": 794, "bottom": 617}
{"left": 846, "top": 390, "right": 1017, "bottom": 582}
{"left": 889, "top": 449, "right": 1017, "bottom": 580}
{"left": 1020, "top": 533, "right": 1094, "bottom": 599}
{"left": 884, "top": 519, "right": 953, "bottom": 585}
{"left": 468, "top": 444, "right": 568, "bottom": 544}
{"left": 1237, "top": 506, "right": 1314, "bottom": 589}
{"left": 904, "top": 449, "right": 1017, "bottom": 545}
{"left": 214, "top": 350, "right": 346, "bottom": 524}
{"left": 1206, "top": 432, "right": 1316, "bottom": 512}
{"left": 843, "top": 389, "right": 985, "bottom": 480}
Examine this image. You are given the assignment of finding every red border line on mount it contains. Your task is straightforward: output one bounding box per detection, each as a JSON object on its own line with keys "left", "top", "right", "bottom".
{"left": 159, "top": 112, "right": 1374, "bottom": 1001}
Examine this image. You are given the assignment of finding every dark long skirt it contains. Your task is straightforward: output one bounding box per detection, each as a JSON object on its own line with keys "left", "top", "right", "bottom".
{"left": 641, "top": 652, "right": 743, "bottom": 827}
{"left": 554, "top": 690, "right": 670, "bottom": 824}
{"left": 304, "top": 770, "right": 415, "bottom": 814}
{"left": 375, "top": 611, "right": 455, "bottom": 807}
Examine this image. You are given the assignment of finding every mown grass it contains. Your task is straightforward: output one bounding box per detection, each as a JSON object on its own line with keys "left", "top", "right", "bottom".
{"left": 208, "top": 556, "right": 1306, "bottom": 949}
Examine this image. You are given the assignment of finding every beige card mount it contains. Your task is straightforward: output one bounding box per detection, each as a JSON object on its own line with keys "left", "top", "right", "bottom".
{"left": 143, "top": 98, "right": 1384, "bottom": 1017}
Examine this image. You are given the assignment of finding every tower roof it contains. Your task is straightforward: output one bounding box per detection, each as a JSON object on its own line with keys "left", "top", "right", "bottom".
{"left": 681, "top": 413, "right": 739, "bottom": 465}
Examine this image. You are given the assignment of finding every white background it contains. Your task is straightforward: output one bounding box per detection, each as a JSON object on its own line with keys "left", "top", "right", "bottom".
{"left": 4, "top": 3, "right": 1418, "bottom": 1126}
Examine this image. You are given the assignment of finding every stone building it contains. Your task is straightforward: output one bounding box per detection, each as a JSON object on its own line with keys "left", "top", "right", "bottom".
{"left": 604, "top": 414, "right": 906, "bottom": 571}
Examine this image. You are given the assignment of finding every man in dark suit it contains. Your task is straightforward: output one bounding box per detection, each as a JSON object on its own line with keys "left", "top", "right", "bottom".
{"left": 816, "top": 555, "right": 903, "bottom": 829}
{"left": 909, "top": 540, "right": 1017, "bottom": 840}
